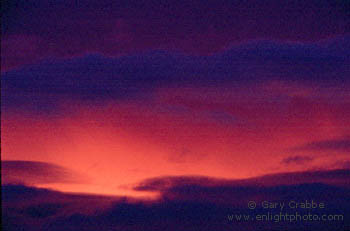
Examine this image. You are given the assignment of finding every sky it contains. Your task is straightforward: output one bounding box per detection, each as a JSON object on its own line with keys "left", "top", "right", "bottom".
{"left": 1, "top": 0, "right": 350, "bottom": 230}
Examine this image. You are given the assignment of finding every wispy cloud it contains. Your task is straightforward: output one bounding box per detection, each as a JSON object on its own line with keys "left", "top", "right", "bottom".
{"left": 1, "top": 160, "right": 87, "bottom": 185}
{"left": 291, "top": 136, "right": 350, "bottom": 152}
{"left": 281, "top": 155, "right": 314, "bottom": 165}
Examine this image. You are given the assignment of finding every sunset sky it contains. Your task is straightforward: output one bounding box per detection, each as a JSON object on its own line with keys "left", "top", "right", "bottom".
{"left": 2, "top": 0, "right": 350, "bottom": 230}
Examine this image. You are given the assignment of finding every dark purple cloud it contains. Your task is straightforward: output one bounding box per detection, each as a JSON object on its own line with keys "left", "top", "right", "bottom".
{"left": 2, "top": 184, "right": 121, "bottom": 230}
{"left": 281, "top": 155, "right": 315, "bottom": 165}
{"left": 333, "top": 160, "right": 350, "bottom": 169}
{"left": 134, "top": 169, "right": 350, "bottom": 193}
{"left": 291, "top": 136, "right": 350, "bottom": 152}
{"left": 2, "top": 37, "right": 349, "bottom": 115}
{"left": 1, "top": 160, "right": 87, "bottom": 185}
{"left": 2, "top": 0, "right": 349, "bottom": 70}
{"left": 3, "top": 168, "right": 350, "bottom": 231}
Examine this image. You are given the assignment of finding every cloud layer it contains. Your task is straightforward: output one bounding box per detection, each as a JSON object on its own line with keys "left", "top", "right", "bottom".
{"left": 2, "top": 0, "right": 349, "bottom": 71}
{"left": 2, "top": 36, "right": 350, "bottom": 114}
{"left": 291, "top": 136, "right": 350, "bottom": 153}
{"left": 1, "top": 160, "right": 87, "bottom": 185}
{"left": 3, "top": 168, "right": 350, "bottom": 231}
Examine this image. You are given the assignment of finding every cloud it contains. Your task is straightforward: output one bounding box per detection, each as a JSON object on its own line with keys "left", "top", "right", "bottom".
{"left": 3, "top": 168, "right": 350, "bottom": 231}
{"left": 134, "top": 168, "right": 350, "bottom": 194}
{"left": 2, "top": 184, "right": 60, "bottom": 201}
{"left": 1, "top": 160, "right": 87, "bottom": 185}
{"left": 281, "top": 155, "right": 314, "bottom": 165}
{"left": 2, "top": 184, "right": 120, "bottom": 230}
{"left": 337, "top": 160, "right": 350, "bottom": 168}
{"left": 3, "top": 0, "right": 349, "bottom": 71}
{"left": 2, "top": 36, "right": 349, "bottom": 114}
{"left": 291, "top": 136, "right": 350, "bottom": 152}
{"left": 328, "top": 160, "right": 350, "bottom": 169}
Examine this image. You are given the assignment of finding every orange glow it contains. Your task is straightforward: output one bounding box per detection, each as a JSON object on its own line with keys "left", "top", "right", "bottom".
{"left": 2, "top": 84, "right": 349, "bottom": 196}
